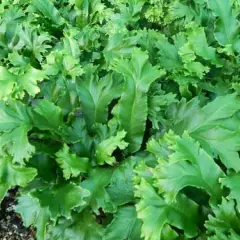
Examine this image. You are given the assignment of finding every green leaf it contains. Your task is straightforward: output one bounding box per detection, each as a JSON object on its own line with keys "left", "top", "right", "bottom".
{"left": 77, "top": 66, "right": 123, "bottom": 128}
{"left": 16, "top": 66, "right": 45, "bottom": 98}
{"left": 148, "top": 83, "right": 177, "bottom": 129}
{"left": 15, "top": 193, "right": 50, "bottom": 240}
{"left": 205, "top": 198, "right": 240, "bottom": 237}
{"left": 0, "top": 185, "right": 8, "bottom": 203}
{"left": 32, "top": 99, "right": 64, "bottom": 131}
{"left": 156, "top": 34, "right": 183, "bottom": 70}
{"left": 104, "top": 206, "right": 142, "bottom": 240}
{"left": 19, "top": 25, "right": 52, "bottom": 62}
{"left": 32, "top": 0, "right": 64, "bottom": 25}
{"left": 32, "top": 183, "right": 90, "bottom": 221}
{"left": 185, "top": 22, "right": 222, "bottom": 66}
{"left": 152, "top": 132, "right": 223, "bottom": 202}
{"left": 47, "top": 210, "right": 104, "bottom": 240}
{"left": 0, "top": 156, "right": 37, "bottom": 198}
{"left": 208, "top": 0, "right": 240, "bottom": 52}
{"left": 112, "top": 48, "right": 165, "bottom": 153}
{"left": 107, "top": 159, "right": 136, "bottom": 206}
{"left": 95, "top": 130, "right": 128, "bottom": 165}
{"left": 147, "top": 136, "right": 172, "bottom": 161}
{"left": 220, "top": 173, "right": 240, "bottom": 210}
{"left": 183, "top": 61, "right": 210, "bottom": 79}
{"left": 0, "top": 66, "right": 15, "bottom": 100}
{"left": 0, "top": 66, "right": 45, "bottom": 99}
{"left": 208, "top": 231, "right": 240, "bottom": 240}
{"left": 166, "top": 2, "right": 194, "bottom": 24}
{"left": 167, "top": 94, "right": 240, "bottom": 171}
{"left": 55, "top": 144, "right": 89, "bottom": 180}
{"left": 81, "top": 168, "right": 116, "bottom": 213}
{"left": 103, "top": 33, "right": 140, "bottom": 66}
{"left": 135, "top": 179, "right": 198, "bottom": 240}
{"left": 0, "top": 100, "right": 35, "bottom": 164}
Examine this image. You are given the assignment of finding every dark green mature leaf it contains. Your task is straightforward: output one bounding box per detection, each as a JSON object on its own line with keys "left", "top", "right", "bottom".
{"left": 205, "top": 198, "right": 240, "bottom": 237}
{"left": 15, "top": 193, "right": 50, "bottom": 240}
{"left": 156, "top": 34, "right": 183, "bottom": 70}
{"left": 32, "top": 99, "right": 64, "bottom": 131}
{"left": 47, "top": 210, "right": 104, "bottom": 240}
{"left": 208, "top": 0, "right": 240, "bottom": 52}
{"left": 32, "top": 0, "right": 64, "bottom": 25}
{"left": 112, "top": 48, "right": 165, "bottom": 153}
{"left": 81, "top": 168, "right": 115, "bottom": 213}
{"left": 148, "top": 83, "right": 177, "bottom": 129}
{"left": 104, "top": 206, "right": 142, "bottom": 240}
{"left": 32, "top": 183, "right": 90, "bottom": 221}
{"left": 77, "top": 66, "right": 123, "bottom": 128}
{"left": 107, "top": 159, "right": 136, "bottom": 206}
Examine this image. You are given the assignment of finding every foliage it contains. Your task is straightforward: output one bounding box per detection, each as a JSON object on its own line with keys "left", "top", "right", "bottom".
{"left": 0, "top": 0, "right": 240, "bottom": 239}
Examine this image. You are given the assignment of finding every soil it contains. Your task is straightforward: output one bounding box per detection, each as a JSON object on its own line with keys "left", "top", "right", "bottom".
{"left": 0, "top": 189, "right": 35, "bottom": 240}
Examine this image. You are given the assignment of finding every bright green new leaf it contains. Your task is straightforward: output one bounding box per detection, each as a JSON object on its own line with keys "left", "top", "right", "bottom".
{"left": 0, "top": 66, "right": 45, "bottom": 99}
{"left": 135, "top": 179, "right": 198, "bottom": 240}
{"left": 153, "top": 132, "right": 223, "bottom": 202}
{"left": 55, "top": 144, "right": 89, "bottom": 179}
{"left": 95, "top": 130, "right": 128, "bottom": 165}
{"left": 0, "top": 66, "right": 15, "bottom": 100}
{"left": 167, "top": 94, "right": 240, "bottom": 171}
{"left": 0, "top": 156, "right": 37, "bottom": 202}
{"left": 112, "top": 48, "right": 165, "bottom": 153}
{"left": 16, "top": 66, "right": 45, "bottom": 98}
{"left": 185, "top": 22, "right": 222, "bottom": 66}
{"left": 0, "top": 100, "right": 35, "bottom": 164}
{"left": 104, "top": 206, "right": 142, "bottom": 240}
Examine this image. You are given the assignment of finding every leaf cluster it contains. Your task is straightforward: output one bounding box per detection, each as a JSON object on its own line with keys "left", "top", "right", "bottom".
{"left": 1, "top": 0, "right": 240, "bottom": 239}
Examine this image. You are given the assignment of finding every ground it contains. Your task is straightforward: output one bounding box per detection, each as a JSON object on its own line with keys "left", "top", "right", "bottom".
{"left": 0, "top": 189, "right": 35, "bottom": 240}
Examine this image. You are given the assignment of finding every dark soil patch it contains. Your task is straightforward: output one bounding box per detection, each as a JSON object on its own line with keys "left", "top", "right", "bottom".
{"left": 0, "top": 189, "right": 35, "bottom": 240}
